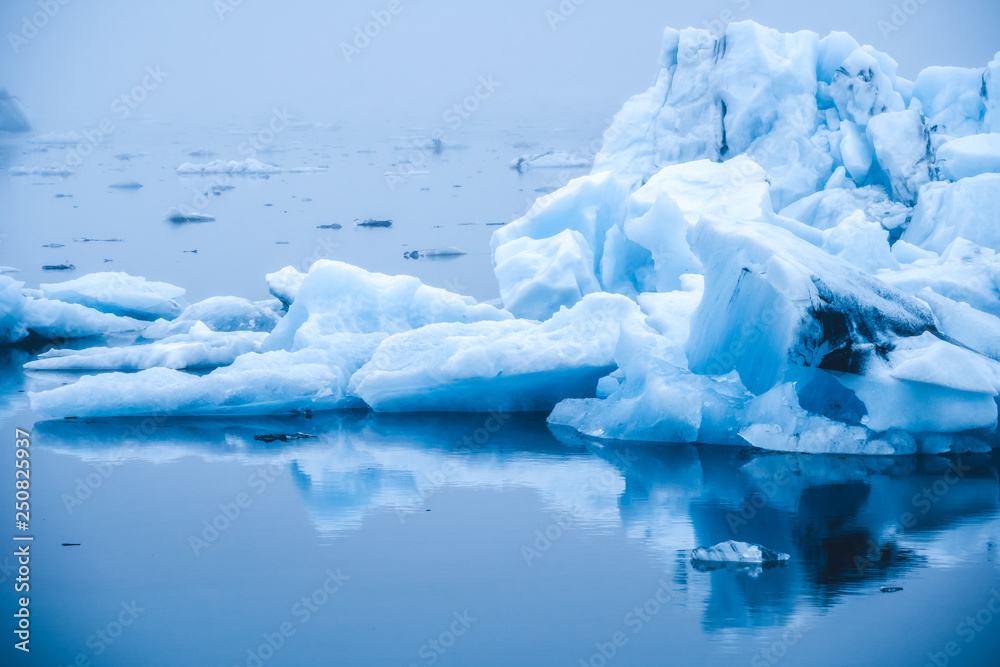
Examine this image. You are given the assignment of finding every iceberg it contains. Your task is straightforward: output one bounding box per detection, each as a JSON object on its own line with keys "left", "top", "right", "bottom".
{"left": 20, "top": 21, "right": 1000, "bottom": 456}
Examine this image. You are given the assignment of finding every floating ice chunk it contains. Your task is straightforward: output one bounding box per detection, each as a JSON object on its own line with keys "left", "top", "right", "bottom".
{"left": 25, "top": 323, "right": 265, "bottom": 370}
{"left": 175, "top": 159, "right": 326, "bottom": 174}
{"left": 690, "top": 540, "right": 790, "bottom": 564}
{"left": 405, "top": 247, "right": 466, "bottom": 259}
{"left": 880, "top": 239, "right": 1000, "bottom": 318}
{"left": 349, "top": 293, "right": 641, "bottom": 412}
{"left": 820, "top": 210, "right": 899, "bottom": 273}
{"left": 263, "top": 260, "right": 510, "bottom": 352}
{"left": 917, "top": 288, "right": 1000, "bottom": 360}
{"left": 936, "top": 135, "right": 1000, "bottom": 181}
{"left": 510, "top": 151, "right": 591, "bottom": 172}
{"left": 493, "top": 229, "right": 600, "bottom": 321}
{"left": 912, "top": 66, "right": 988, "bottom": 139}
{"left": 143, "top": 296, "right": 280, "bottom": 338}
{"left": 108, "top": 180, "right": 143, "bottom": 190}
{"left": 30, "top": 336, "right": 383, "bottom": 418}
{"left": 686, "top": 217, "right": 936, "bottom": 395}
{"left": 866, "top": 109, "right": 932, "bottom": 204}
{"left": 40, "top": 272, "right": 187, "bottom": 321}
{"left": 901, "top": 174, "right": 1000, "bottom": 253}
{"left": 9, "top": 166, "right": 73, "bottom": 177}
{"left": 265, "top": 266, "right": 306, "bottom": 307}
{"left": 166, "top": 208, "right": 215, "bottom": 223}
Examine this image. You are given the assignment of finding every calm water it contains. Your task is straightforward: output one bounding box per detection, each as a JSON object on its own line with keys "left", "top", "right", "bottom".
{"left": 1, "top": 123, "right": 1000, "bottom": 666}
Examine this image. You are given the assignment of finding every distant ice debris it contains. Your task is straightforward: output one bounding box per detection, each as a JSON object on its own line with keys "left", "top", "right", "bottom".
{"left": 42, "top": 264, "right": 75, "bottom": 271}
{"left": 175, "top": 158, "right": 327, "bottom": 174}
{"left": 510, "top": 151, "right": 592, "bottom": 172}
{"left": 108, "top": 181, "right": 143, "bottom": 189}
{"left": 9, "top": 166, "right": 73, "bottom": 177}
{"left": 356, "top": 219, "right": 392, "bottom": 228}
{"left": 166, "top": 208, "right": 215, "bottom": 223}
{"left": 403, "top": 247, "right": 466, "bottom": 259}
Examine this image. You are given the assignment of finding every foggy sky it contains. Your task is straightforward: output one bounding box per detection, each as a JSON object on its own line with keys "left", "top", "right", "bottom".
{"left": 2, "top": 0, "right": 998, "bottom": 131}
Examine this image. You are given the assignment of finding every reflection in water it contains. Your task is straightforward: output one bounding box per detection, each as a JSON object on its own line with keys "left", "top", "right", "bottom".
{"left": 36, "top": 411, "right": 1000, "bottom": 636}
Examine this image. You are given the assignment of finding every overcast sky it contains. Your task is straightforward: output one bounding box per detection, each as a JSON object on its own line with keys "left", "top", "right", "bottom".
{"left": 2, "top": 0, "right": 998, "bottom": 130}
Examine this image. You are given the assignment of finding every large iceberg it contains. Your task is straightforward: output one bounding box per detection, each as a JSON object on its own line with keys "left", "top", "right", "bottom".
{"left": 19, "top": 21, "right": 1000, "bottom": 455}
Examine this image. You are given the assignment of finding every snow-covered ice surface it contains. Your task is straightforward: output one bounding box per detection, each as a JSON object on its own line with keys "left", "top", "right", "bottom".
{"left": 13, "top": 20, "right": 1000, "bottom": 456}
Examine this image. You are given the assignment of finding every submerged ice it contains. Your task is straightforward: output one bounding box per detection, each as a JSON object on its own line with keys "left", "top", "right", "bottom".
{"left": 14, "top": 21, "right": 1000, "bottom": 455}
